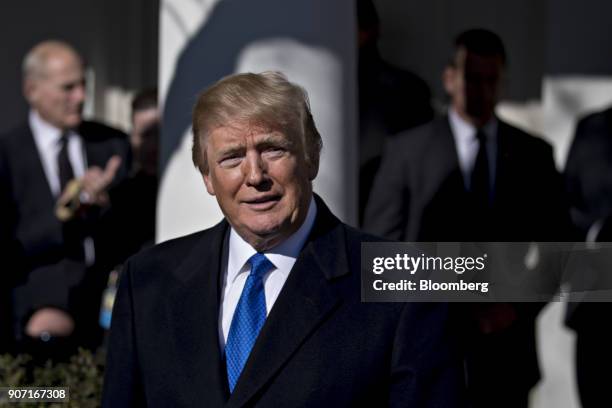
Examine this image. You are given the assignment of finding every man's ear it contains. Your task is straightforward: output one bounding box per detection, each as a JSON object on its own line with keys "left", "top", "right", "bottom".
{"left": 203, "top": 172, "right": 215, "bottom": 195}
{"left": 442, "top": 66, "right": 455, "bottom": 95}
{"left": 23, "top": 78, "right": 37, "bottom": 104}
{"left": 307, "top": 158, "right": 319, "bottom": 181}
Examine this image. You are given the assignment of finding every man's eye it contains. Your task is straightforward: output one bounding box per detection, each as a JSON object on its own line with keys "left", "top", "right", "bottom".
{"left": 219, "top": 156, "right": 242, "bottom": 168}
{"left": 62, "top": 81, "right": 85, "bottom": 92}
{"left": 262, "top": 148, "right": 285, "bottom": 159}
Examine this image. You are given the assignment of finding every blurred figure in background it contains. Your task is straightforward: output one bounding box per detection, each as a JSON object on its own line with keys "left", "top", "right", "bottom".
{"left": 100, "top": 89, "right": 160, "bottom": 264}
{"left": 365, "top": 28, "right": 572, "bottom": 407}
{"left": 96, "top": 89, "right": 160, "bottom": 337}
{"left": 130, "top": 88, "right": 159, "bottom": 167}
{"left": 564, "top": 105, "right": 612, "bottom": 408}
{"left": 357, "top": 0, "right": 434, "bottom": 224}
{"left": 0, "top": 40, "right": 130, "bottom": 361}
{"left": 565, "top": 106, "right": 612, "bottom": 241}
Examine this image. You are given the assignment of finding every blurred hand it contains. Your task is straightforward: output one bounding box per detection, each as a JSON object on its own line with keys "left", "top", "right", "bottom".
{"left": 25, "top": 307, "right": 75, "bottom": 338}
{"left": 80, "top": 155, "right": 122, "bottom": 206}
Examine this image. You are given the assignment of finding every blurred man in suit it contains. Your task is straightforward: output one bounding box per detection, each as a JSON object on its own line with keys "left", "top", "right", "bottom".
{"left": 564, "top": 105, "right": 612, "bottom": 408}
{"left": 364, "top": 29, "right": 570, "bottom": 407}
{"left": 129, "top": 88, "right": 159, "bottom": 161}
{"left": 356, "top": 0, "right": 434, "bottom": 224}
{"left": 565, "top": 106, "right": 612, "bottom": 241}
{"left": 103, "top": 71, "right": 465, "bottom": 407}
{"left": 99, "top": 89, "right": 160, "bottom": 266}
{"left": 0, "top": 40, "right": 130, "bottom": 358}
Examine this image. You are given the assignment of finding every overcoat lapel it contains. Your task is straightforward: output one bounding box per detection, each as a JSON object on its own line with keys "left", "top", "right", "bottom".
{"left": 81, "top": 123, "right": 109, "bottom": 168}
{"left": 493, "top": 121, "right": 516, "bottom": 208}
{"left": 417, "top": 118, "right": 469, "bottom": 240}
{"left": 168, "top": 220, "right": 230, "bottom": 406}
{"left": 83, "top": 137, "right": 107, "bottom": 168}
{"left": 226, "top": 202, "right": 349, "bottom": 408}
{"left": 437, "top": 117, "right": 463, "bottom": 177}
{"left": 12, "top": 125, "right": 62, "bottom": 250}
{"left": 18, "top": 124, "right": 56, "bottom": 205}
{"left": 425, "top": 118, "right": 466, "bottom": 194}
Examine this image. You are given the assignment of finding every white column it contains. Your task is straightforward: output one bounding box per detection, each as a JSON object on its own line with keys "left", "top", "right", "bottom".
{"left": 157, "top": 0, "right": 357, "bottom": 242}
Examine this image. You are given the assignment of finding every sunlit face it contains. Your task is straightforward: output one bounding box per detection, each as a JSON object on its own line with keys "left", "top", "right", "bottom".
{"left": 443, "top": 47, "right": 504, "bottom": 127}
{"left": 202, "top": 122, "right": 317, "bottom": 251}
{"left": 24, "top": 50, "right": 85, "bottom": 130}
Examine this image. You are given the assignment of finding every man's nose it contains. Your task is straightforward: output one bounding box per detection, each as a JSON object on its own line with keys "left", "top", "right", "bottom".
{"left": 245, "top": 152, "right": 266, "bottom": 186}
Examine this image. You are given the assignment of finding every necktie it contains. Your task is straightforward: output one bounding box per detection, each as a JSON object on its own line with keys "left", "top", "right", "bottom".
{"left": 471, "top": 129, "right": 490, "bottom": 207}
{"left": 225, "top": 253, "right": 274, "bottom": 392}
{"left": 57, "top": 133, "right": 75, "bottom": 193}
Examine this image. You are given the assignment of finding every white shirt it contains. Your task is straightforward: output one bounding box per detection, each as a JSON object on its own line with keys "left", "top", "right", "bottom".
{"left": 29, "top": 109, "right": 87, "bottom": 197}
{"left": 219, "top": 197, "right": 317, "bottom": 349}
{"left": 30, "top": 110, "right": 95, "bottom": 265}
{"left": 448, "top": 107, "right": 497, "bottom": 191}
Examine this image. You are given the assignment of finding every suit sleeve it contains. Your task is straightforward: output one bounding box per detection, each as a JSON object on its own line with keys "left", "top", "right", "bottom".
{"left": 0, "top": 138, "right": 22, "bottom": 351}
{"left": 565, "top": 118, "right": 597, "bottom": 237}
{"left": 363, "top": 138, "right": 409, "bottom": 240}
{"left": 540, "top": 141, "right": 575, "bottom": 241}
{"left": 389, "top": 303, "right": 466, "bottom": 408}
{"left": 517, "top": 141, "right": 572, "bottom": 313}
{"left": 0, "top": 137, "right": 27, "bottom": 287}
{"left": 102, "top": 260, "right": 146, "bottom": 407}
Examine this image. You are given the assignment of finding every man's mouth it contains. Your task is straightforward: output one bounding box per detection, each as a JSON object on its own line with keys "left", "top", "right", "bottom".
{"left": 243, "top": 195, "right": 281, "bottom": 210}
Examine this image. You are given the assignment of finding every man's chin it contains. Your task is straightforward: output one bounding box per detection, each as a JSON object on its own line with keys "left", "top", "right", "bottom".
{"left": 64, "top": 118, "right": 82, "bottom": 129}
{"left": 238, "top": 222, "right": 288, "bottom": 250}
{"left": 249, "top": 225, "right": 283, "bottom": 240}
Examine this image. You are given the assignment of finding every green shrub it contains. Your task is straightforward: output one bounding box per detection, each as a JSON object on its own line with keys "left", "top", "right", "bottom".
{"left": 0, "top": 349, "right": 105, "bottom": 407}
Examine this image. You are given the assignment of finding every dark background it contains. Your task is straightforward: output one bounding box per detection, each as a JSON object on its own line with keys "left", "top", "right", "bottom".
{"left": 0, "top": 0, "right": 159, "bottom": 133}
{"left": 1, "top": 0, "right": 612, "bottom": 133}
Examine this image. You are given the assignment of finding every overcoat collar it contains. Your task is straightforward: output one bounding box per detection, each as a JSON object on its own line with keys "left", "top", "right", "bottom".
{"left": 169, "top": 196, "right": 350, "bottom": 407}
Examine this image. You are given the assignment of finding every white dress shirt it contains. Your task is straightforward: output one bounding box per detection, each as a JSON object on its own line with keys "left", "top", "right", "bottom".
{"left": 219, "top": 197, "right": 317, "bottom": 349}
{"left": 29, "top": 109, "right": 87, "bottom": 197}
{"left": 448, "top": 107, "right": 497, "bottom": 191}
{"left": 30, "top": 109, "right": 95, "bottom": 265}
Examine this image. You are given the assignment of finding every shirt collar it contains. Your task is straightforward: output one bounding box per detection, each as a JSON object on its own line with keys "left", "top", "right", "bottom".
{"left": 29, "top": 109, "right": 65, "bottom": 152}
{"left": 448, "top": 107, "right": 498, "bottom": 143}
{"left": 227, "top": 196, "right": 318, "bottom": 284}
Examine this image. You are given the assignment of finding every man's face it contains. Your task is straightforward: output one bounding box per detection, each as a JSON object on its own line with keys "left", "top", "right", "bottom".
{"left": 131, "top": 107, "right": 159, "bottom": 150}
{"left": 25, "top": 51, "right": 85, "bottom": 130}
{"left": 443, "top": 47, "right": 504, "bottom": 126}
{"left": 202, "top": 122, "right": 316, "bottom": 250}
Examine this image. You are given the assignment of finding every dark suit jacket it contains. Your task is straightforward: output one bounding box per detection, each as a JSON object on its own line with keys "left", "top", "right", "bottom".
{"left": 102, "top": 198, "right": 465, "bottom": 407}
{"left": 363, "top": 116, "right": 572, "bottom": 392}
{"left": 564, "top": 107, "right": 612, "bottom": 334}
{"left": 0, "top": 120, "right": 130, "bottom": 348}
{"left": 364, "top": 116, "right": 569, "bottom": 242}
{"left": 565, "top": 106, "right": 612, "bottom": 238}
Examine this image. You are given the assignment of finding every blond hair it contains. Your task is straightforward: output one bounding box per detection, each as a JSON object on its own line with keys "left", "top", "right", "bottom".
{"left": 192, "top": 71, "right": 322, "bottom": 174}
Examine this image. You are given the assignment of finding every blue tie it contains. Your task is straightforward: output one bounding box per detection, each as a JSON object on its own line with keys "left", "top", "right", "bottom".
{"left": 225, "top": 253, "right": 274, "bottom": 392}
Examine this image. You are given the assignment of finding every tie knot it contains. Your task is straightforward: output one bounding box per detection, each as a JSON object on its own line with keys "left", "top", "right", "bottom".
{"left": 59, "top": 132, "right": 70, "bottom": 147}
{"left": 248, "top": 253, "right": 274, "bottom": 279}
